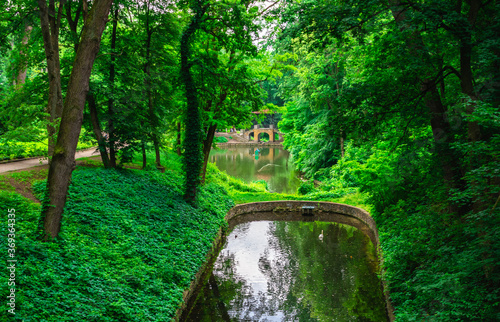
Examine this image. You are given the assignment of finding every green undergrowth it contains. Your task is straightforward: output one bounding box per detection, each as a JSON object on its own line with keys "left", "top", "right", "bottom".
{"left": 205, "top": 162, "right": 370, "bottom": 210}
{"left": 0, "top": 166, "right": 234, "bottom": 321}
{"left": 0, "top": 129, "right": 95, "bottom": 161}
{"left": 213, "top": 136, "right": 228, "bottom": 143}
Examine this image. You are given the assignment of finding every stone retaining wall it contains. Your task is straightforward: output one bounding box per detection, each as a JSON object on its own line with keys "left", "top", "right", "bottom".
{"left": 175, "top": 201, "right": 394, "bottom": 321}
{"left": 226, "top": 201, "right": 379, "bottom": 246}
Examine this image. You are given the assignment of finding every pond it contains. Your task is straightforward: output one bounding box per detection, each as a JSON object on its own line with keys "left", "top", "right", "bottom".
{"left": 209, "top": 146, "right": 301, "bottom": 194}
{"left": 184, "top": 146, "right": 389, "bottom": 321}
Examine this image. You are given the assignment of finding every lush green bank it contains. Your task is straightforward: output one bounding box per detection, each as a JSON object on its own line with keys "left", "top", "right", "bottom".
{"left": 0, "top": 165, "right": 234, "bottom": 321}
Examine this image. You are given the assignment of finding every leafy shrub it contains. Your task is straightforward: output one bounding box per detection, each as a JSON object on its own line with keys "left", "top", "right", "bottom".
{"left": 0, "top": 139, "right": 48, "bottom": 160}
{"left": 298, "top": 180, "right": 315, "bottom": 195}
{"left": 301, "top": 187, "right": 358, "bottom": 200}
{"left": 205, "top": 163, "right": 266, "bottom": 193}
{"left": 213, "top": 136, "right": 228, "bottom": 143}
{"left": 0, "top": 128, "right": 96, "bottom": 160}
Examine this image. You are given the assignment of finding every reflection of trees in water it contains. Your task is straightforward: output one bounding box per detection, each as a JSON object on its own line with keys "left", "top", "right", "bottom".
{"left": 186, "top": 221, "right": 387, "bottom": 321}
{"left": 271, "top": 222, "right": 387, "bottom": 321}
{"left": 209, "top": 147, "right": 299, "bottom": 193}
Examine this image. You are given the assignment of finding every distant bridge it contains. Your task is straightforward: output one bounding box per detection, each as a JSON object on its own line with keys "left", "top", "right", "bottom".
{"left": 242, "top": 125, "right": 283, "bottom": 142}
{"left": 215, "top": 125, "right": 283, "bottom": 143}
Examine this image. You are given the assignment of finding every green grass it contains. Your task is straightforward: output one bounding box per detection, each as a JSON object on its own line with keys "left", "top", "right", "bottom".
{"left": 7, "top": 169, "right": 49, "bottom": 184}
{"left": 205, "top": 162, "right": 371, "bottom": 211}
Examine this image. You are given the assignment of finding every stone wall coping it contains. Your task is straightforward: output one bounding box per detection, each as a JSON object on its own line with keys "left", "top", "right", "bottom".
{"left": 226, "top": 201, "right": 379, "bottom": 246}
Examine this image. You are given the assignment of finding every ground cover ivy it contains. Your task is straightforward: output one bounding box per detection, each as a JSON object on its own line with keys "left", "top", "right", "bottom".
{"left": 1, "top": 166, "right": 233, "bottom": 321}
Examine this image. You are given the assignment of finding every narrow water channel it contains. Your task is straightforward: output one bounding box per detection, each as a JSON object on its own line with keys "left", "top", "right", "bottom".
{"left": 184, "top": 146, "right": 388, "bottom": 321}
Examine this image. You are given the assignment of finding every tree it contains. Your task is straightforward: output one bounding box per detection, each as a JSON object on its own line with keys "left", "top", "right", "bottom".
{"left": 37, "top": 0, "right": 65, "bottom": 159}
{"left": 180, "top": 0, "right": 208, "bottom": 203}
{"left": 80, "top": 0, "right": 182, "bottom": 169}
{"left": 273, "top": 0, "right": 500, "bottom": 319}
{"left": 182, "top": 0, "right": 278, "bottom": 193}
{"left": 41, "top": 0, "right": 114, "bottom": 240}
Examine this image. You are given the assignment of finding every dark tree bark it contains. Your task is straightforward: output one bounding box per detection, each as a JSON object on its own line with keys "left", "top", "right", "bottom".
{"left": 201, "top": 124, "right": 217, "bottom": 184}
{"left": 181, "top": 1, "right": 208, "bottom": 203}
{"left": 38, "top": 0, "right": 65, "bottom": 159}
{"left": 66, "top": 2, "right": 110, "bottom": 168}
{"left": 88, "top": 91, "right": 110, "bottom": 168}
{"left": 389, "top": 0, "right": 467, "bottom": 214}
{"left": 389, "top": 0, "right": 460, "bottom": 187}
{"left": 66, "top": 0, "right": 83, "bottom": 52}
{"left": 41, "top": 0, "right": 114, "bottom": 240}
{"left": 209, "top": 274, "right": 231, "bottom": 322}
{"left": 142, "top": 140, "right": 147, "bottom": 169}
{"left": 108, "top": 8, "right": 119, "bottom": 168}
{"left": 154, "top": 138, "right": 162, "bottom": 167}
{"left": 143, "top": 3, "right": 162, "bottom": 168}
{"left": 176, "top": 122, "right": 182, "bottom": 156}
{"left": 340, "top": 130, "right": 345, "bottom": 158}
{"left": 15, "top": 24, "right": 33, "bottom": 86}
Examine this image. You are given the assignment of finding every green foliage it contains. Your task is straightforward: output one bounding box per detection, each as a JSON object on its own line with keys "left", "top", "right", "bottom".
{"left": 0, "top": 139, "right": 47, "bottom": 160}
{"left": 181, "top": 0, "right": 206, "bottom": 203}
{"left": 0, "top": 128, "right": 95, "bottom": 160}
{"left": 0, "top": 167, "right": 234, "bottom": 321}
{"left": 378, "top": 199, "right": 500, "bottom": 321}
{"left": 297, "top": 180, "right": 315, "bottom": 195}
{"left": 213, "top": 136, "right": 228, "bottom": 143}
{"left": 205, "top": 162, "right": 267, "bottom": 193}
{"left": 272, "top": 1, "right": 500, "bottom": 319}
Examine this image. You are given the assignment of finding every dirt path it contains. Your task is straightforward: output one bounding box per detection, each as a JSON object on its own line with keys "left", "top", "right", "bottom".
{"left": 0, "top": 148, "right": 101, "bottom": 173}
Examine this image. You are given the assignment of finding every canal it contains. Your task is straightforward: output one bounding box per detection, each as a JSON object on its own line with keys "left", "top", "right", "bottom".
{"left": 183, "top": 146, "right": 388, "bottom": 321}
{"left": 209, "top": 146, "right": 300, "bottom": 194}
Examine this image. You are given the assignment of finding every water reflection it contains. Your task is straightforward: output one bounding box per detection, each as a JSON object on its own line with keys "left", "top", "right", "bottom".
{"left": 210, "top": 147, "right": 300, "bottom": 194}
{"left": 185, "top": 221, "right": 388, "bottom": 321}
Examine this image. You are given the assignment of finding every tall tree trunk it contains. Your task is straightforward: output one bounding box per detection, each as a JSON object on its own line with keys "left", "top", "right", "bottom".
{"left": 389, "top": 2, "right": 464, "bottom": 186}
{"left": 176, "top": 122, "right": 182, "bottom": 156}
{"left": 340, "top": 130, "right": 345, "bottom": 158}
{"left": 209, "top": 274, "right": 231, "bottom": 322}
{"left": 38, "top": 0, "right": 65, "bottom": 160}
{"left": 41, "top": 0, "right": 114, "bottom": 240}
{"left": 181, "top": 1, "right": 208, "bottom": 203}
{"left": 201, "top": 124, "right": 217, "bottom": 184}
{"left": 66, "top": 0, "right": 83, "bottom": 52}
{"left": 143, "top": 5, "right": 162, "bottom": 168}
{"left": 154, "top": 138, "right": 162, "bottom": 167}
{"left": 108, "top": 8, "right": 119, "bottom": 168}
{"left": 15, "top": 24, "right": 33, "bottom": 86}
{"left": 142, "top": 140, "right": 147, "bottom": 169}
{"left": 88, "top": 91, "right": 110, "bottom": 168}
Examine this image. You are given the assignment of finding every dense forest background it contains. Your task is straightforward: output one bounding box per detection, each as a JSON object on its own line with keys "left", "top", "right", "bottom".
{"left": 1, "top": 0, "right": 499, "bottom": 320}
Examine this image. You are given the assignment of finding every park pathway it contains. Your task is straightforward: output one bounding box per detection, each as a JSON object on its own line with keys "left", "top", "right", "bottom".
{"left": 0, "top": 148, "right": 100, "bottom": 173}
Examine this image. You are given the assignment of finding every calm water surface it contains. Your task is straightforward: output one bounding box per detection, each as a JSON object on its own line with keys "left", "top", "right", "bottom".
{"left": 185, "top": 221, "right": 387, "bottom": 321}
{"left": 187, "top": 146, "right": 388, "bottom": 321}
{"left": 210, "top": 146, "right": 300, "bottom": 194}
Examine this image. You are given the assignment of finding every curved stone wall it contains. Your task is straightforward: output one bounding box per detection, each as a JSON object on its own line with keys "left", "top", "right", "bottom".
{"left": 226, "top": 201, "right": 379, "bottom": 247}
{"left": 176, "top": 201, "right": 394, "bottom": 321}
